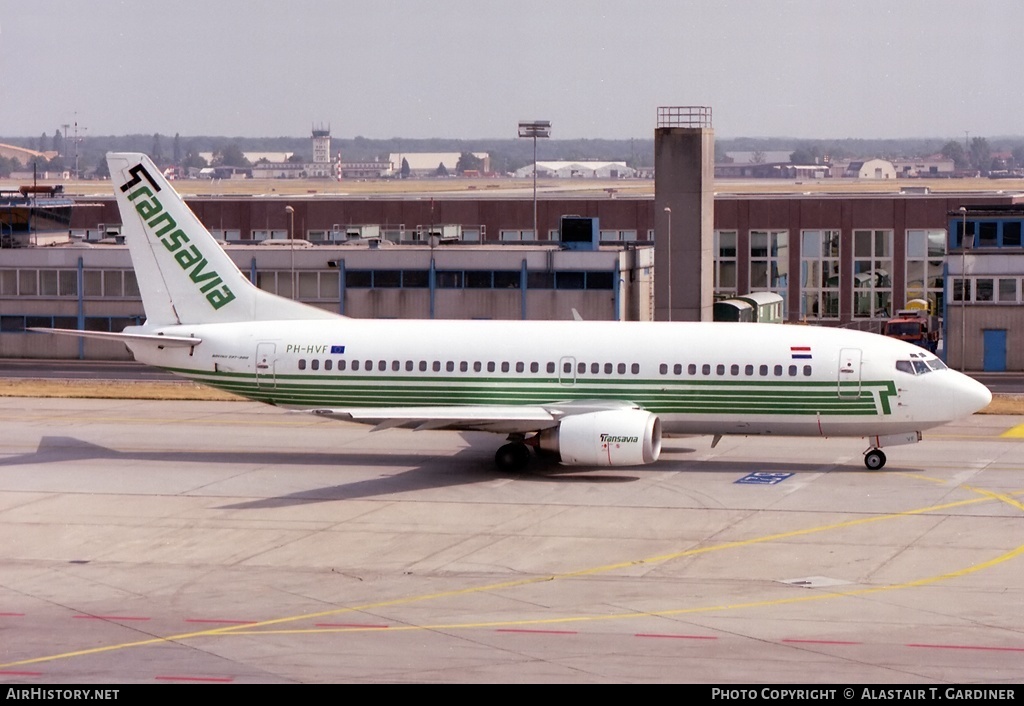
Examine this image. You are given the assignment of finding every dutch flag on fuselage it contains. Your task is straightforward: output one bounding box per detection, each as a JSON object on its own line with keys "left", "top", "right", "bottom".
{"left": 791, "top": 346, "right": 812, "bottom": 360}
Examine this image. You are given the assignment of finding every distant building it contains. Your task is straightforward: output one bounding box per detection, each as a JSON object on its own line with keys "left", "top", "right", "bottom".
{"left": 312, "top": 125, "right": 331, "bottom": 164}
{"left": 250, "top": 162, "right": 304, "bottom": 179}
{"left": 199, "top": 152, "right": 292, "bottom": 165}
{"left": 723, "top": 150, "right": 793, "bottom": 165}
{"left": 514, "top": 161, "right": 634, "bottom": 179}
{"left": 388, "top": 152, "right": 491, "bottom": 177}
{"left": 835, "top": 159, "right": 897, "bottom": 179}
{"left": 198, "top": 166, "right": 250, "bottom": 179}
{"left": 892, "top": 157, "right": 955, "bottom": 178}
{"left": 338, "top": 161, "right": 392, "bottom": 179}
{"left": 214, "top": 126, "right": 337, "bottom": 179}
{"left": 715, "top": 162, "right": 829, "bottom": 179}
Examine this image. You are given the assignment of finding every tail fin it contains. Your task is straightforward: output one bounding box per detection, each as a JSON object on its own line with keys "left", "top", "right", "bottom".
{"left": 107, "top": 153, "right": 339, "bottom": 326}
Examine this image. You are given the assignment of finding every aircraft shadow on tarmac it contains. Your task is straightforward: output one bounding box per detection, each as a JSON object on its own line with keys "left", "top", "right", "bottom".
{"left": 3, "top": 436, "right": 910, "bottom": 508}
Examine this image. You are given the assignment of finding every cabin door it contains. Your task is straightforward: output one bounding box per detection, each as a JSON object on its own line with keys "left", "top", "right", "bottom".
{"left": 255, "top": 342, "right": 277, "bottom": 388}
{"left": 837, "top": 348, "right": 862, "bottom": 398}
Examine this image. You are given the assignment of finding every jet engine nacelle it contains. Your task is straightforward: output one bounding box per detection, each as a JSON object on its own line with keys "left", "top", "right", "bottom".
{"left": 538, "top": 409, "right": 662, "bottom": 467}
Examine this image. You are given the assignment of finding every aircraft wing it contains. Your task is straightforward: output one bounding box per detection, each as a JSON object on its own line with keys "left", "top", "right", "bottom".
{"left": 307, "top": 400, "right": 642, "bottom": 434}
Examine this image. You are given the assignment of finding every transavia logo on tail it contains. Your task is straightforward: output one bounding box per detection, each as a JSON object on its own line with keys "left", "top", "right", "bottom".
{"left": 119, "top": 163, "right": 236, "bottom": 311}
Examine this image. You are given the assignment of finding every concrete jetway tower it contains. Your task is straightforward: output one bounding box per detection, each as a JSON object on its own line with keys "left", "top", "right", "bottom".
{"left": 654, "top": 107, "right": 714, "bottom": 321}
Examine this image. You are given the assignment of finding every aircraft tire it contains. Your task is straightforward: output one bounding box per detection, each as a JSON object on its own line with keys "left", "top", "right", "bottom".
{"left": 495, "top": 442, "right": 531, "bottom": 472}
{"left": 864, "top": 449, "right": 886, "bottom": 470}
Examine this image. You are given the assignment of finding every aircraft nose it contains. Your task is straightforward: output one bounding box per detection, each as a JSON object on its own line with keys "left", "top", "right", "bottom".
{"left": 957, "top": 374, "right": 992, "bottom": 416}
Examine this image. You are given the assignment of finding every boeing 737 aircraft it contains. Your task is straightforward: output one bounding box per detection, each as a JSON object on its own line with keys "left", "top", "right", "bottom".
{"left": 36, "top": 153, "right": 992, "bottom": 471}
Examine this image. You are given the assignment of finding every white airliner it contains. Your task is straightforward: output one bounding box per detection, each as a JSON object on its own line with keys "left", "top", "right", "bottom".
{"left": 36, "top": 153, "right": 992, "bottom": 471}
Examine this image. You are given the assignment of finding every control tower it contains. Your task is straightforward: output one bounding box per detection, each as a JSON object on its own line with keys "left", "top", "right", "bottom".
{"left": 654, "top": 106, "right": 714, "bottom": 322}
{"left": 312, "top": 124, "right": 331, "bottom": 164}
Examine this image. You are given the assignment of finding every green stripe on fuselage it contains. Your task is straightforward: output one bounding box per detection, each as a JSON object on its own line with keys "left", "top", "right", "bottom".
{"left": 162, "top": 366, "right": 897, "bottom": 417}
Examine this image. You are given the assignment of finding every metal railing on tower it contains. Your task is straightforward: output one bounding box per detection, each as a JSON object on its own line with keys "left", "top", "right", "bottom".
{"left": 657, "top": 106, "right": 713, "bottom": 129}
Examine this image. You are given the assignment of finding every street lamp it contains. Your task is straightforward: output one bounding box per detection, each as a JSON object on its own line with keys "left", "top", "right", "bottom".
{"left": 285, "top": 205, "right": 295, "bottom": 300}
{"left": 663, "top": 207, "right": 672, "bottom": 322}
{"left": 518, "top": 120, "right": 551, "bottom": 240}
{"left": 958, "top": 206, "right": 968, "bottom": 371}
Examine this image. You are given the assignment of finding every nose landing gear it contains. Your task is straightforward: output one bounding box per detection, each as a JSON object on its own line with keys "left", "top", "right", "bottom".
{"left": 863, "top": 448, "right": 887, "bottom": 470}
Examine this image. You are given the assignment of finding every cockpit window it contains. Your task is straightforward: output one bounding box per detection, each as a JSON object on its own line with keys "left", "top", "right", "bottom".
{"left": 897, "top": 359, "right": 936, "bottom": 375}
{"left": 925, "top": 358, "right": 948, "bottom": 371}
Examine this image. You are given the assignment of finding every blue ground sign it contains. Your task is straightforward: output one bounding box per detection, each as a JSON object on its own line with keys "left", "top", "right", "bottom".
{"left": 736, "top": 472, "right": 794, "bottom": 485}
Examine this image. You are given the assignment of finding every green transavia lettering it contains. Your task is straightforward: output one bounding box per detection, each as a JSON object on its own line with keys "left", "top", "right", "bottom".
{"left": 124, "top": 184, "right": 236, "bottom": 310}
{"left": 600, "top": 434, "right": 639, "bottom": 444}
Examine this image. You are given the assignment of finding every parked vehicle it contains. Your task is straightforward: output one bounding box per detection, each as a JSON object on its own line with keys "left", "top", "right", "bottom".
{"left": 883, "top": 307, "right": 940, "bottom": 353}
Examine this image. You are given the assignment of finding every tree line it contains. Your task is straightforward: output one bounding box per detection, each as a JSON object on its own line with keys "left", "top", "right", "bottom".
{"left": 4, "top": 131, "right": 1024, "bottom": 178}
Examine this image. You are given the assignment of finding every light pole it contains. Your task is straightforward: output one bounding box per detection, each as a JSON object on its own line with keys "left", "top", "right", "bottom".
{"left": 285, "top": 205, "right": 295, "bottom": 300}
{"left": 958, "top": 206, "right": 968, "bottom": 371}
{"left": 663, "top": 206, "right": 672, "bottom": 322}
{"left": 518, "top": 120, "right": 550, "bottom": 240}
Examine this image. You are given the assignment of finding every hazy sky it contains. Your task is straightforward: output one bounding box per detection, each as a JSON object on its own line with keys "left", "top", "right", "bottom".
{"left": 4, "top": 0, "right": 1023, "bottom": 141}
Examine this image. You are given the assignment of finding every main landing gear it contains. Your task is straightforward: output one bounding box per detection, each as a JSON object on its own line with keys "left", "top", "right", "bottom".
{"left": 863, "top": 448, "right": 886, "bottom": 471}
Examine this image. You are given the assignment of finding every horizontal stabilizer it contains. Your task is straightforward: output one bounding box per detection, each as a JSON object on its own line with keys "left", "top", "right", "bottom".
{"left": 28, "top": 327, "right": 202, "bottom": 348}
